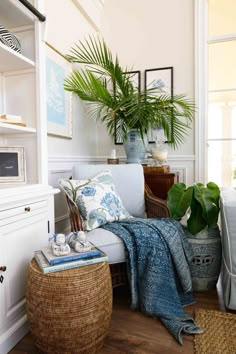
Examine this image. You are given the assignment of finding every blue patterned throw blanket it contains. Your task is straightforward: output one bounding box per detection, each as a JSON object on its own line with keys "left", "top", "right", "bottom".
{"left": 101, "top": 218, "right": 203, "bottom": 344}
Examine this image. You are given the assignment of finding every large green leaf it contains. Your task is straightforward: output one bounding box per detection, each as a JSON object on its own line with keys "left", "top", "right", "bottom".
{"left": 187, "top": 196, "right": 207, "bottom": 235}
{"left": 193, "top": 182, "right": 220, "bottom": 228}
{"left": 167, "top": 183, "right": 193, "bottom": 218}
{"left": 167, "top": 181, "right": 220, "bottom": 235}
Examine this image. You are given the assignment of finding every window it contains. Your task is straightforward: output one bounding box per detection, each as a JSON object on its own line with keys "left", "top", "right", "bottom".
{"left": 207, "top": 0, "right": 236, "bottom": 187}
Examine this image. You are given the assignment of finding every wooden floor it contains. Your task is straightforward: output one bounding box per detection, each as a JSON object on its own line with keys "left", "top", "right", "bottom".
{"left": 10, "top": 282, "right": 228, "bottom": 354}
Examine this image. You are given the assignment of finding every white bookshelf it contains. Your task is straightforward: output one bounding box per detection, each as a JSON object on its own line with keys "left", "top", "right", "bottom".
{"left": 0, "top": 0, "right": 34, "bottom": 28}
{"left": 0, "top": 42, "right": 35, "bottom": 72}
{"left": 0, "top": 0, "right": 47, "bottom": 185}
{"left": 0, "top": 3, "right": 59, "bottom": 354}
{"left": 0, "top": 122, "right": 36, "bottom": 135}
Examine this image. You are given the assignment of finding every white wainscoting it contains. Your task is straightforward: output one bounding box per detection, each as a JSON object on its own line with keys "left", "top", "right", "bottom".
{"left": 48, "top": 154, "right": 196, "bottom": 233}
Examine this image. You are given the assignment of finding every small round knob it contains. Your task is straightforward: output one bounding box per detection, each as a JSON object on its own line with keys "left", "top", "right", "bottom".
{"left": 0, "top": 266, "right": 7, "bottom": 272}
{"left": 24, "top": 207, "right": 31, "bottom": 212}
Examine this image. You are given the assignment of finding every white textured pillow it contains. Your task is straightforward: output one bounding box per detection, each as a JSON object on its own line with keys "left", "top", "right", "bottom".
{"left": 59, "top": 170, "right": 132, "bottom": 231}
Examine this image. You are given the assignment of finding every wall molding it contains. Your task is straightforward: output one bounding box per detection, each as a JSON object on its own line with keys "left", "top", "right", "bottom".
{"left": 170, "top": 166, "right": 187, "bottom": 184}
{"left": 195, "top": 0, "right": 208, "bottom": 182}
{"left": 48, "top": 155, "right": 195, "bottom": 185}
{"left": 48, "top": 154, "right": 196, "bottom": 163}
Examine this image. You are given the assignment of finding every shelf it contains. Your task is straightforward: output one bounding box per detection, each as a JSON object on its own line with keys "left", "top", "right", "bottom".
{"left": 0, "top": 42, "right": 35, "bottom": 72}
{"left": 0, "top": 123, "right": 36, "bottom": 135}
{"left": 0, "top": 0, "right": 34, "bottom": 28}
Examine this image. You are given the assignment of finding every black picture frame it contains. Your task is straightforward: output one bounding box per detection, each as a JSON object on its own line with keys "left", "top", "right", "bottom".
{"left": 144, "top": 66, "right": 174, "bottom": 143}
{"left": 115, "top": 70, "right": 141, "bottom": 145}
{"left": 0, "top": 146, "right": 26, "bottom": 183}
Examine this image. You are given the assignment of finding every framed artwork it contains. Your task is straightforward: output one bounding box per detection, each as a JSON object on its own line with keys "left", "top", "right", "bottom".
{"left": 46, "top": 43, "right": 72, "bottom": 139}
{"left": 144, "top": 67, "right": 174, "bottom": 143}
{"left": 115, "top": 70, "right": 141, "bottom": 145}
{"left": 124, "top": 70, "right": 141, "bottom": 93}
{"left": 0, "top": 146, "right": 26, "bottom": 183}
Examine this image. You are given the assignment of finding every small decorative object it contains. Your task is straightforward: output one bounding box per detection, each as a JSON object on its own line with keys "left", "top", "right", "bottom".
{"left": 107, "top": 149, "right": 119, "bottom": 164}
{"left": 0, "top": 146, "right": 26, "bottom": 184}
{"left": 0, "top": 24, "right": 21, "bottom": 53}
{"left": 167, "top": 181, "right": 221, "bottom": 291}
{"left": 66, "top": 231, "right": 92, "bottom": 253}
{"left": 151, "top": 142, "right": 168, "bottom": 166}
{"left": 51, "top": 233, "right": 71, "bottom": 256}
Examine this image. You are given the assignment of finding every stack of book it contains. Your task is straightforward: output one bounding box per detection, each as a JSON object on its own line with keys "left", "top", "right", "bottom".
{"left": 34, "top": 243, "right": 108, "bottom": 274}
{"left": 0, "top": 114, "right": 26, "bottom": 127}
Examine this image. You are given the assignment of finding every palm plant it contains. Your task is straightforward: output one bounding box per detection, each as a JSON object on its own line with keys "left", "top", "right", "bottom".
{"left": 64, "top": 36, "right": 195, "bottom": 148}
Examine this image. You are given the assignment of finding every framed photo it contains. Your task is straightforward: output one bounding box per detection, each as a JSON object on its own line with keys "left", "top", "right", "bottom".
{"left": 0, "top": 146, "right": 26, "bottom": 183}
{"left": 144, "top": 67, "right": 174, "bottom": 143}
{"left": 46, "top": 43, "right": 72, "bottom": 139}
{"left": 115, "top": 70, "right": 141, "bottom": 145}
{"left": 124, "top": 70, "right": 141, "bottom": 93}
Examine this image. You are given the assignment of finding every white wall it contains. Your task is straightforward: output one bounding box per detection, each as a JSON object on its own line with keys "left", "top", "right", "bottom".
{"left": 46, "top": 0, "right": 195, "bottom": 232}
{"left": 46, "top": 0, "right": 195, "bottom": 163}
{"left": 100, "top": 0, "right": 195, "bottom": 160}
{"left": 45, "top": 0, "right": 103, "bottom": 232}
{"left": 48, "top": 1, "right": 195, "bottom": 203}
{"left": 45, "top": 0, "right": 99, "bottom": 159}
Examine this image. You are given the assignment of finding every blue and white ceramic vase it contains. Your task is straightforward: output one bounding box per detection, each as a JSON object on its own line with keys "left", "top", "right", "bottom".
{"left": 185, "top": 226, "right": 222, "bottom": 291}
{"left": 123, "top": 129, "right": 147, "bottom": 164}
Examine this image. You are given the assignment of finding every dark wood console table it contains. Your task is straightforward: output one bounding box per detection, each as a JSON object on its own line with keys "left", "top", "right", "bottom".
{"left": 143, "top": 166, "right": 178, "bottom": 200}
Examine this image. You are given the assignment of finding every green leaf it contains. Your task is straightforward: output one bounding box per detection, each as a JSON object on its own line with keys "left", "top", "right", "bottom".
{"left": 167, "top": 181, "right": 220, "bottom": 235}
{"left": 187, "top": 197, "right": 207, "bottom": 235}
{"left": 193, "top": 182, "right": 220, "bottom": 228}
{"left": 167, "top": 183, "right": 193, "bottom": 218}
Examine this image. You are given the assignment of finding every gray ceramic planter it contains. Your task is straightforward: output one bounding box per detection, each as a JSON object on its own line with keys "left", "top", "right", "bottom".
{"left": 185, "top": 226, "right": 222, "bottom": 291}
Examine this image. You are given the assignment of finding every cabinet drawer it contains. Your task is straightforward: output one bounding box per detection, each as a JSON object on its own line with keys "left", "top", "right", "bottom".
{"left": 0, "top": 200, "right": 48, "bottom": 222}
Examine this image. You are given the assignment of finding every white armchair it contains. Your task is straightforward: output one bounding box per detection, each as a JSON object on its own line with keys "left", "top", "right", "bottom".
{"left": 60, "top": 163, "right": 170, "bottom": 287}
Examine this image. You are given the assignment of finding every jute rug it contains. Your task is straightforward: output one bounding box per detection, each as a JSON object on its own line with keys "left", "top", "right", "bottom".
{"left": 194, "top": 309, "right": 236, "bottom": 354}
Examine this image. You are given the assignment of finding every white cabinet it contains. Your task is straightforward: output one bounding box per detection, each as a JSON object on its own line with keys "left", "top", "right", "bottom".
{"left": 0, "top": 3, "right": 59, "bottom": 352}
{"left": 0, "top": 0, "right": 48, "bottom": 185}
{"left": 0, "top": 185, "right": 58, "bottom": 354}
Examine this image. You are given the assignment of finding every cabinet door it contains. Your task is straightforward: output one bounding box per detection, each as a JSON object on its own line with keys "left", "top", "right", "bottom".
{"left": 0, "top": 211, "right": 49, "bottom": 330}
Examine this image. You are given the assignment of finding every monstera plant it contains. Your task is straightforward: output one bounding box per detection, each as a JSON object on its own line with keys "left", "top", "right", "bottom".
{"left": 64, "top": 36, "right": 195, "bottom": 149}
{"left": 167, "top": 181, "right": 220, "bottom": 235}
{"left": 167, "top": 181, "right": 221, "bottom": 291}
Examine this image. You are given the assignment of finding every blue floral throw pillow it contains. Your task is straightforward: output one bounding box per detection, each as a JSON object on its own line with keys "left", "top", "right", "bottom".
{"left": 58, "top": 170, "right": 132, "bottom": 231}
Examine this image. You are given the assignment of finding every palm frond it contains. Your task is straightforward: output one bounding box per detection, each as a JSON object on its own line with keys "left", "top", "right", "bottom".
{"left": 65, "top": 37, "right": 195, "bottom": 149}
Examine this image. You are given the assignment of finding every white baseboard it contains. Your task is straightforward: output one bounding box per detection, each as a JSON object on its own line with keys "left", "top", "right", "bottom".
{"left": 0, "top": 315, "right": 29, "bottom": 354}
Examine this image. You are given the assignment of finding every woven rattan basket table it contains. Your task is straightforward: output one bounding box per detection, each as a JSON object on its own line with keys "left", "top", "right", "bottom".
{"left": 26, "top": 259, "right": 112, "bottom": 354}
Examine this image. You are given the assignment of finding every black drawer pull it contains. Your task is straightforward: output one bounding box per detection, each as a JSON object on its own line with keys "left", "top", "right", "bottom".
{"left": 24, "top": 207, "right": 31, "bottom": 212}
{"left": 0, "top": 266, "right": 7, "bottom": 272}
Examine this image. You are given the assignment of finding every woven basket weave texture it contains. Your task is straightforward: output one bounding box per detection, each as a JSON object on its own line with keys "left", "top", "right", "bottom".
{"left": 26, "top": 259, "right": 112, "bottom": 354}
{"left": 194, "top": 309, "right": 236, "bottom": 354}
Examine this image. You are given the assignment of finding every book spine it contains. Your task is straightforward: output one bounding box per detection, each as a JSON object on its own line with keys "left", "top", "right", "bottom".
{"left": 36, "top": 254, "right": 108, "bottom": 274}
{"left": 48, "top": 250, "right": 102, "bottom": 265}
{"left": 34, "top": 252, "right": 48, "bottom": 273}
